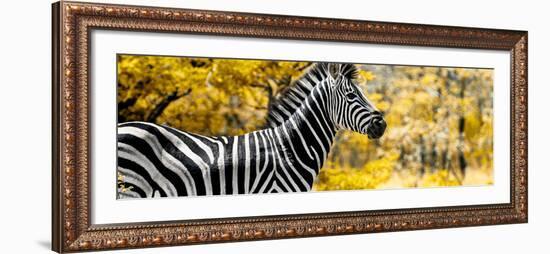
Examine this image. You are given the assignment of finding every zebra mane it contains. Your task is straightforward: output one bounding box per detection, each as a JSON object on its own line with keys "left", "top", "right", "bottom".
{"left": 266, "top": 63, "right": 358, "bottom": 127}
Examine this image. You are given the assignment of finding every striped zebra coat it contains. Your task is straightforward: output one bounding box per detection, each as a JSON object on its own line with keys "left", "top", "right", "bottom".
{"left": 117, "top": 63, "right": 386, "bottom": 198}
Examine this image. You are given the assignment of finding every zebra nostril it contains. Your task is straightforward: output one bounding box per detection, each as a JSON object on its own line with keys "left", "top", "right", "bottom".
{"left": 373, "top": 117, "right": 386, "bottom": 133}
{"left": 379, "top": 119, "right": 387, "bottom": 131}
{"left": 365, "top": 116, "right": 386, "bottom": 139}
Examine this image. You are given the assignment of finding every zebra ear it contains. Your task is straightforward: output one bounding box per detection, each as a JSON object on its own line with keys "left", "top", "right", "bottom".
{"left": 328, "top": 63, "right": 340, "bottom": 80}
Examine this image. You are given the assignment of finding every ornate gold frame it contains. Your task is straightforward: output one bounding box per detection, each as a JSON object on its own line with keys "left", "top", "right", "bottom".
{"left": 52, "top": 1, "right": 528, "bottom": 252}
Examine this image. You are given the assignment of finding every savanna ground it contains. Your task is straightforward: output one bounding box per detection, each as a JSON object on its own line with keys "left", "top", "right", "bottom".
{"left": 117, "top": 55, "right": 494, "bottom": 191}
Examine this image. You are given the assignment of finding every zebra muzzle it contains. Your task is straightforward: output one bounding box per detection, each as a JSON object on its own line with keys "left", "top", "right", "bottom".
{"left": 367, "top": 117, "right": 386, "bottom": 139}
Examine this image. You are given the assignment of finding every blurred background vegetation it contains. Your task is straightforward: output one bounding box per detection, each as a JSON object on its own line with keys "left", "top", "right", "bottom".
{"left": 117, "top": 55, "right": 494, "bottom": 191}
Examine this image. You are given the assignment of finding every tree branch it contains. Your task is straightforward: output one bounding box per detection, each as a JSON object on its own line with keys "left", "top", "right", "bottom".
{"left": 296, "top": 62, "right": 314, "bottom": 72}
{"left": 117, "top": 97, "right": 137, "bottom": 123}
{"left": 147, "top": 88, "right": 192, "bottom": 123}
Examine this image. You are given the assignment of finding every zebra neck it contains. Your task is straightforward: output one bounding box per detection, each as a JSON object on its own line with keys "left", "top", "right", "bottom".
{"left": 275, "top": 84, "right": 337, "bottom": 174}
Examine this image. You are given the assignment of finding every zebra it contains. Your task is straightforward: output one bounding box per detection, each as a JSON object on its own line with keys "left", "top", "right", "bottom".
{"left": 117, "top": 63, "right": 387, "bottom": 198}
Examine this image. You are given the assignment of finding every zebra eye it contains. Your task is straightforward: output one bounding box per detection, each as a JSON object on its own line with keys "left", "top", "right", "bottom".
{"left": 346, "top": 93, "right": 358, "bottom": 100}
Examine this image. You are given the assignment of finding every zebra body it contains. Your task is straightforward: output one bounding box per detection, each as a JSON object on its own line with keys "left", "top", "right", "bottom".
{"left": 117, "top": 63, "right": 386, "bottom": 198}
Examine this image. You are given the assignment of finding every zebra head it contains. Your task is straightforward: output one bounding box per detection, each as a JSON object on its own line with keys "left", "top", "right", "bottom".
{"left": 326, "top": 63, "right": 386, "bottom": 139}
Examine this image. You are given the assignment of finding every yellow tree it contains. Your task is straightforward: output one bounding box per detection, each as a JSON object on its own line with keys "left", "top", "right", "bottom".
{"left": 118, "top": 55, "right": 309, "bottom": 136}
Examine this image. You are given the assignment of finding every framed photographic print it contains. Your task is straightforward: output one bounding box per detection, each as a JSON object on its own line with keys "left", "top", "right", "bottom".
{"left": 52, "top": 0, "right": 528, "bottom": 252}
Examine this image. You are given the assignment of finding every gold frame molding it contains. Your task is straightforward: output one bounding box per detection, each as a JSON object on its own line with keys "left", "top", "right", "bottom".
{"left": 52, "top": 1, "right": 528, "bottom": 252}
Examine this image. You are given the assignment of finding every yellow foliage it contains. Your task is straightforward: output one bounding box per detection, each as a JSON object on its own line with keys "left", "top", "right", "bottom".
{"left": 314, "top": 153, "right": 397, "bottom": 191}
{"left": 358, "top": 69, "right": 376, "bottom": 83}
{"left": 420, "top": 169, "right": 461, "bottom": 187}
{"left": 118, "top": 55, "right": 308, "bottom": 136}
{"left": 117, "top": 171, "right": 133, "bottom": 193}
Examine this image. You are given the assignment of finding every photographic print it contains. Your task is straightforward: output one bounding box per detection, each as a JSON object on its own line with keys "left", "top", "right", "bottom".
{"left": 53, "top": 2, "right": 527, "bottom": 252}
{"left": 116, "top": 55, "right": 494, "bottom": 199}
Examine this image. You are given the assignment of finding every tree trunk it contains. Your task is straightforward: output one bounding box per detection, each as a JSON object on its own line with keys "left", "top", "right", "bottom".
{"left": 455, "top": 77, "right": 468, "bottom": 183}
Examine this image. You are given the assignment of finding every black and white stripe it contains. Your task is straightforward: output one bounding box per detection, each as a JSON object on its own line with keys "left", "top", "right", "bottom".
{"left": 117, "top": 63, "right": 386, "bottom": 198}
